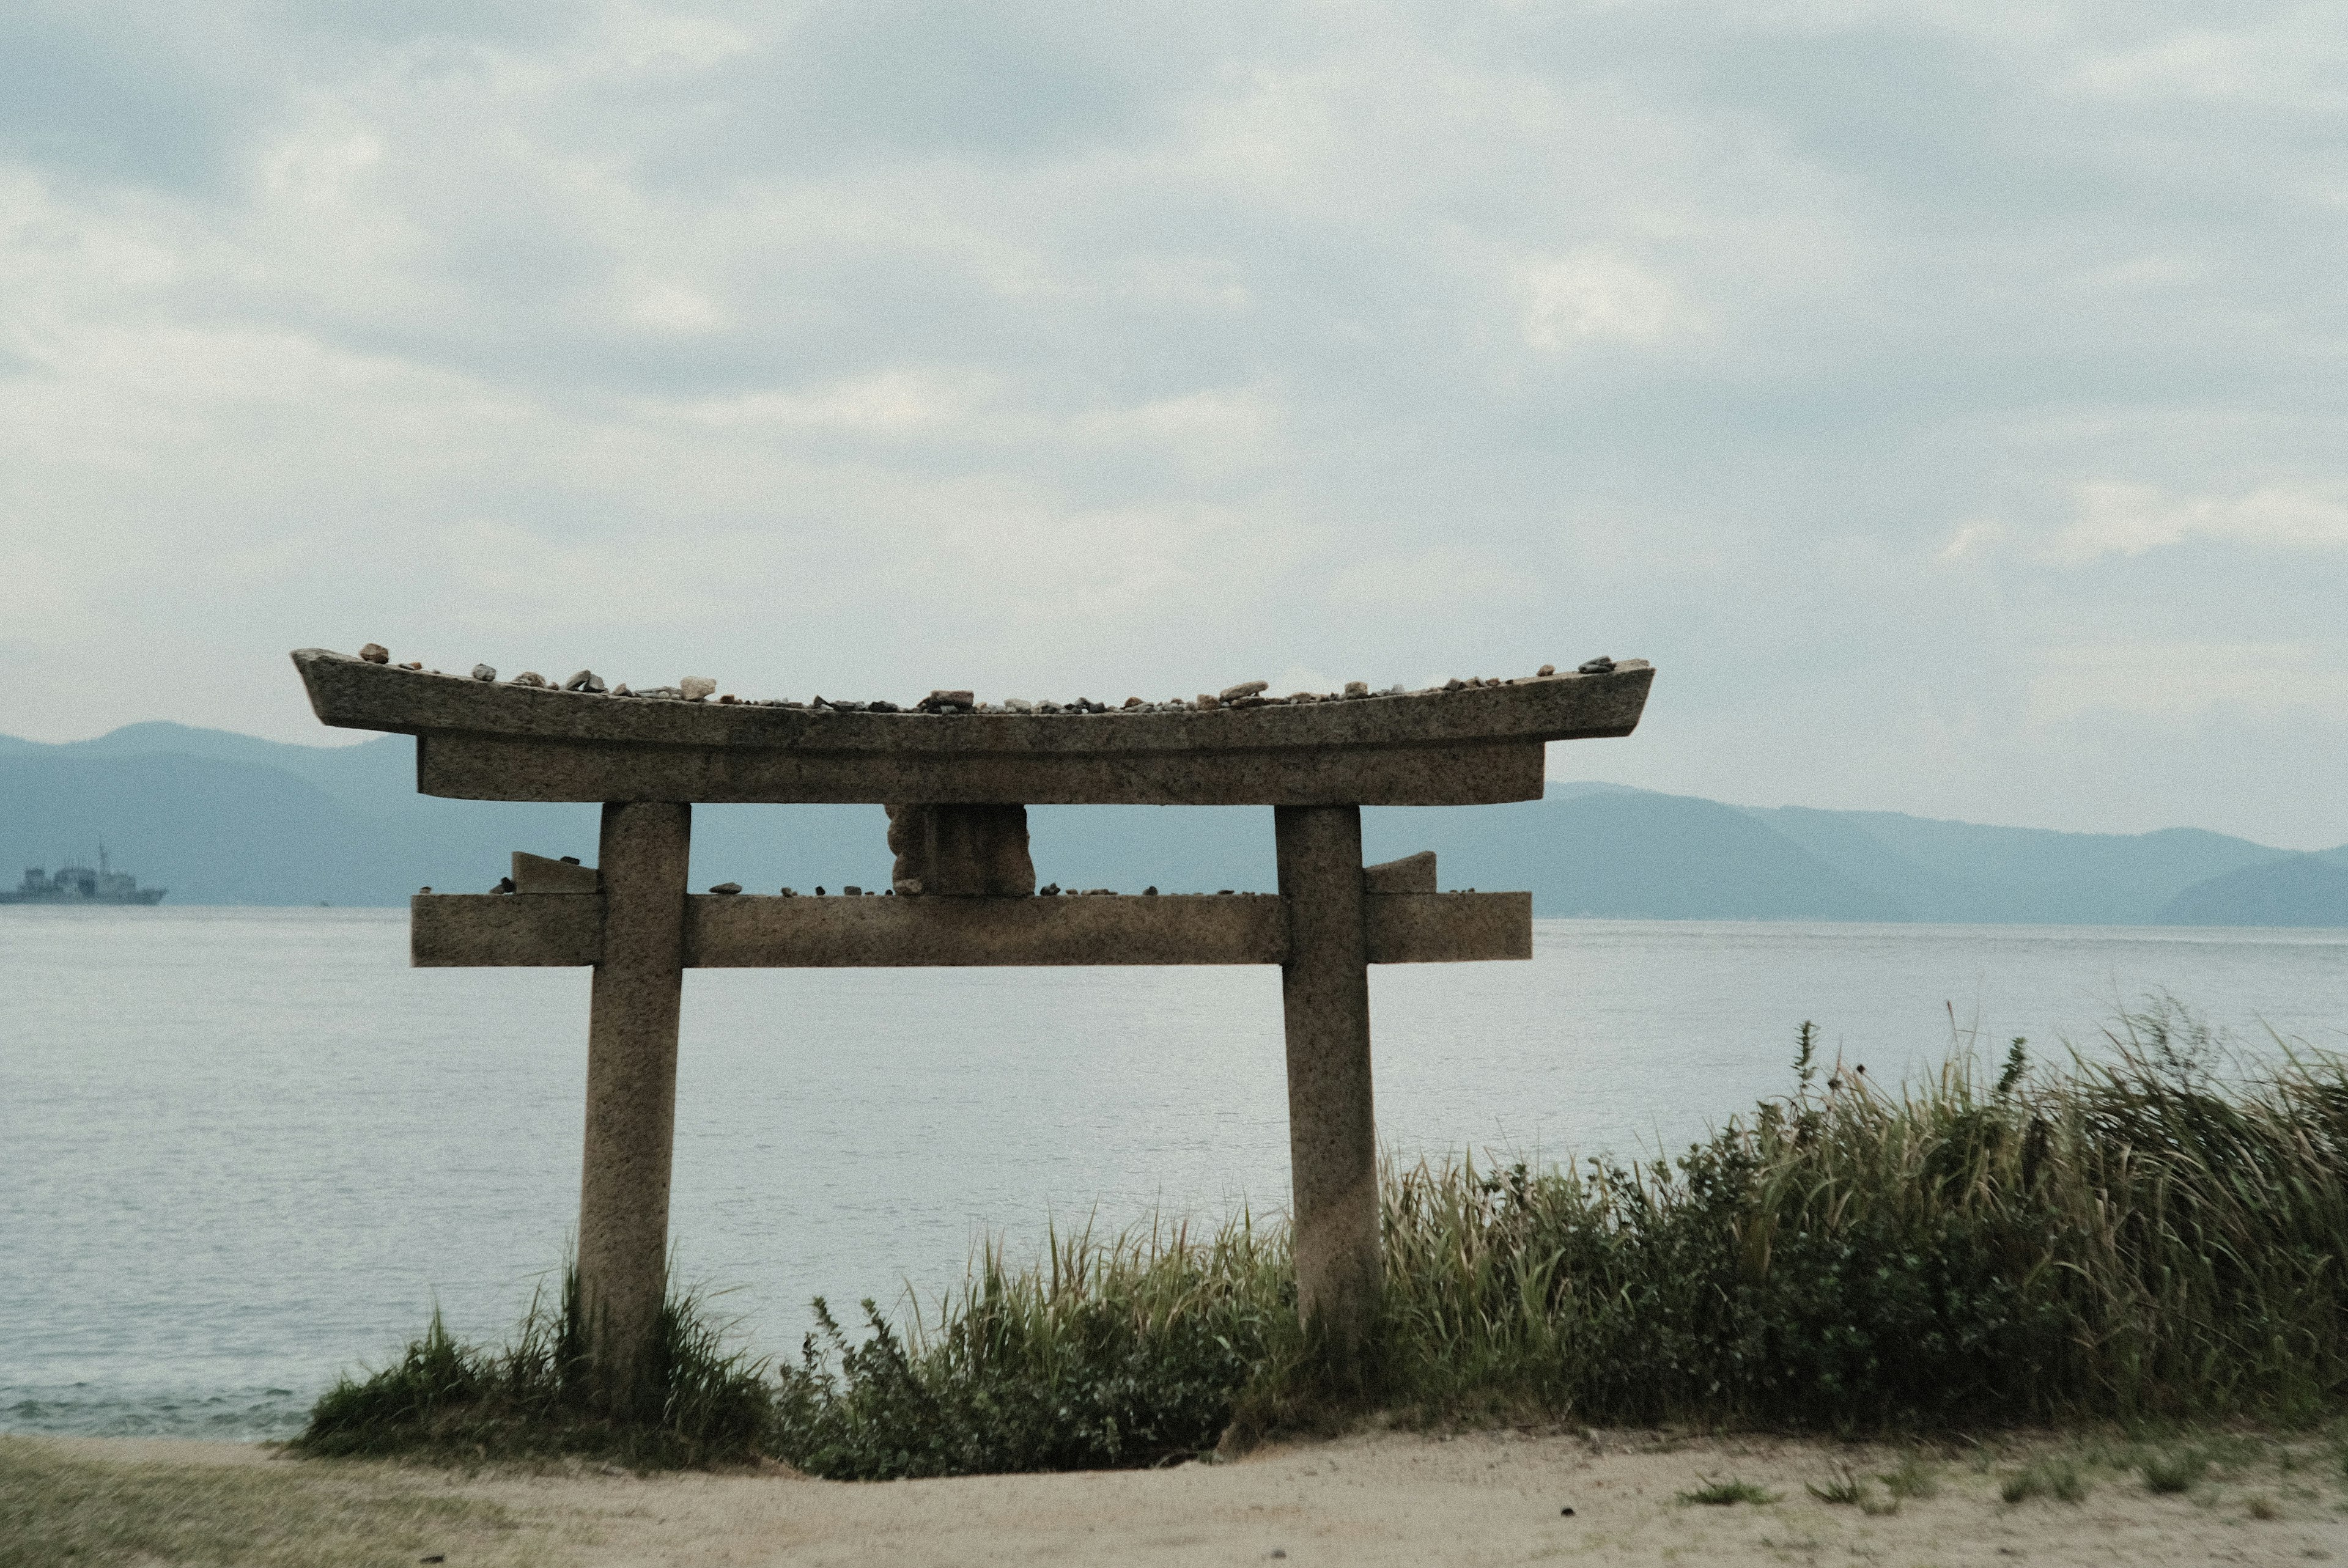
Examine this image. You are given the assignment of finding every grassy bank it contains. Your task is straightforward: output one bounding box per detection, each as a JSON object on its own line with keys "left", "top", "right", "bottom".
{"left": 309, "top": 1003, "right": 2348, "bottom": 1476}
{"left": 292, "top": 1273, "right": 770, "bottom": 1468}
{"left": 0, "top": 1437, "right": 546, "bottom": 1568}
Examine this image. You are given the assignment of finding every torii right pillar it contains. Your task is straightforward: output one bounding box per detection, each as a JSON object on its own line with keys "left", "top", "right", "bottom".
{"left": 1275, "top": 804, "right": 1382, "bottom": 1352}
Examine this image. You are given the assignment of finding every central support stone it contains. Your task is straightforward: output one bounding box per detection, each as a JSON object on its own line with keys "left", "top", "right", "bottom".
{"left": 887, "top": 803, "right": 1036, "bottom": 896}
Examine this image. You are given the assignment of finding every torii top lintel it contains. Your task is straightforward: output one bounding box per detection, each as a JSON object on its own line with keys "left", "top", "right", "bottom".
{"left": 290, "top": 650, "right": 1655, "bottom": 808}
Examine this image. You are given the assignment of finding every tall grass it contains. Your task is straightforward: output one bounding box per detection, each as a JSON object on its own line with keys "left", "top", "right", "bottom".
{"left": 772, "top": 1216, "right": 1298, "bottom": 1478}
{"left": 307, "top": 1002, "right": 2348, "bottom": 1474}
{"left": 294, "top": 1268, "right": 770, "bottom": 1467}
{"left": 1369, "top": 1002, "right": 2348, "bottom": 1426}
{"left": 772, "top": 1001, "right": 2348, "bottom": 1474}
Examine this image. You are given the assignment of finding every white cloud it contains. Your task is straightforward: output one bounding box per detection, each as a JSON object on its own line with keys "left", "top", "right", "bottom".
{"left": 0, "top": 538, "right": 98, "bottom": 649}
{"left": 1940, "top": 484, "right": 2348, "bottom": 565}
{"left": 2050, "top": 482, "right": 2348, "bottom": 561}
{"left": 1072, "top": 385, "right": 1277, "bottom": 449}
{"left": 1515, "top": 249, "right": 1704, "bottom": 349}
{"left": 652, "top": 374, "right": 1279, "bottom": 480}
{"left": 1271, "top": 664, "right": 1340, "bottom": 696}
{"left": 622, "top": 279, "right": 728, "bottom": 334}
{"left": 661, "top": 370, "right": 994, "bottom": 436}
{"left": 1936, "top": 519, "right": 2008, "bottom": 562}
{"left": 2066, "top": 14, "right": 2348, "bottom": 109}
{"left": 1327, "top": 547, "right": 1539, "bottom": 611}
{"left": 258, "top": 129, "right": 385, "bottom": 204}
{"left": 2027, "top": 640, "right": 2348, "bottom": 724}
{"left": 431, "top": 517, "right": 734, "bottom": 634}
{"left": 0, "top": 1, "right": 2344, "bottom": 845}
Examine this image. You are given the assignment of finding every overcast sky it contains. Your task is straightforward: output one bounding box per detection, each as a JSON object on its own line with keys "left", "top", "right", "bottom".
{"left": 3, "top": 1, "right": 2342, "bottom": 845}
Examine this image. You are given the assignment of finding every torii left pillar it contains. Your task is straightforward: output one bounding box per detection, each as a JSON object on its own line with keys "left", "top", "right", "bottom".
{"left": 577, "top": 799, "right": 691, "bottom": 1412}
{"left": 1275, "top": 804, "right": 1381, "bottom": 1354}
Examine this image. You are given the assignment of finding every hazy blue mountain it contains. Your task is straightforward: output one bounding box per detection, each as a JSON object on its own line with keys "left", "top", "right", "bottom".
{"left": 1, "top": 725, "right": 2333, "bottom": 924}
{"left": 2159, "top": 856, "right": 2348, "bottom": 927}
{"left": 0, "top": 723, "right": 928, "bottom": 901}
{"left": 1748, "top": 806, "right": 2286, "bottom": 924}
{"left": 25, "top": 721, "right": 429, "bottom": 815}
{"left": 1367, "top": 791, "right": 1910, "bottom": 919}
{"left": 0, "top": 749, "right": 597, "bottom": 905}
{"left": 1, "top": 753, "right": 383, "bottom": 905}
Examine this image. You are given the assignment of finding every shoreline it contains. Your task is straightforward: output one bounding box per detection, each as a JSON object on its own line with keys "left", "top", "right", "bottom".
{"left": 12, "top": 1426, "right": 2347, "bottom": 1567}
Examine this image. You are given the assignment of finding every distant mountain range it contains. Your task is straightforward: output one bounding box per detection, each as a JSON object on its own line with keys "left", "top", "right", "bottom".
{"left": 3, "top": 724, "right": 2344, "bottom": 924}
{"left": 2157, "top": 855, "right": 2348, "bottom": 927}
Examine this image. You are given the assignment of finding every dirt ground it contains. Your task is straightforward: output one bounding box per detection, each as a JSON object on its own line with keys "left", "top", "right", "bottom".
{"left": 16, "top": 1426, "right": 2348, "bottom": 1567}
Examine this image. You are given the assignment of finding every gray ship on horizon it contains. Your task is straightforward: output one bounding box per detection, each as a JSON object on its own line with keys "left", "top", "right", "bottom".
{"left": 3, "top": 848, "right": 166, "bottom": 905}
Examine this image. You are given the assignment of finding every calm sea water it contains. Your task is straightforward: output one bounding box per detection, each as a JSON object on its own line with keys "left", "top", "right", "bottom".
{"left": 6, "top": 906, "right": 2346, "bottom": 1440}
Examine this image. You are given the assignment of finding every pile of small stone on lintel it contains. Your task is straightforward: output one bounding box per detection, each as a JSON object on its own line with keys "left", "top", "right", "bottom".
{"left": 353, "top": 644, "right": 1633, "bottom": 713}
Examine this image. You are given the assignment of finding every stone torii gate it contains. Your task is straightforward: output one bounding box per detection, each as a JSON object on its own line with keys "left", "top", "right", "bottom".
{"left": 294, "top": 649, "right": 1652, "bottom": 1405}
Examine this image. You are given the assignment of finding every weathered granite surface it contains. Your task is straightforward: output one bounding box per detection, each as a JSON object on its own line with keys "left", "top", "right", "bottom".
{"left": 1276, "top": 804, "right": 1381, "bottom": 1347}
{"left": 1362, "top": 850, "right": 1438, "bottom": 894}
{"left": 410, "top": 888, "right": 1529, "bottom": 967}
{"left": 577, "top": 800, "right": 690, "bottom": 1412}
{"left": 511, "top": 850, "right": 599, "bottom": 894}
{"left": 291, "top": 648, "right": 1652, "bottom": 806}
{"left": 886, "top": 803, "right": 1036, "bottom": 896}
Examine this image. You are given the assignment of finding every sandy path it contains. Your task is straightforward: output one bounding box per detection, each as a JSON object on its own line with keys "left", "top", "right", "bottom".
{"left": 31, "top": 1427, "right": 2348, "bottom": 1566}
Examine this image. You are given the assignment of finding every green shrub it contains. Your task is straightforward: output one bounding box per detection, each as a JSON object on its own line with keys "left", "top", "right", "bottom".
{"left": 771, "top": 1219, "right": 1294, "bottom": 1479}
{"left": 295, "top": 1270, "right": 771, "bottom": 1468}
{"left": 1878, "top": 1453, "right": 1939, "bottom": 1500}
{"left": 2140, "top": 1448, "right": 2209, "bottom": 1493}
{"left": 2002, "top": 1457, "right": 2089, "bottom": 1503}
